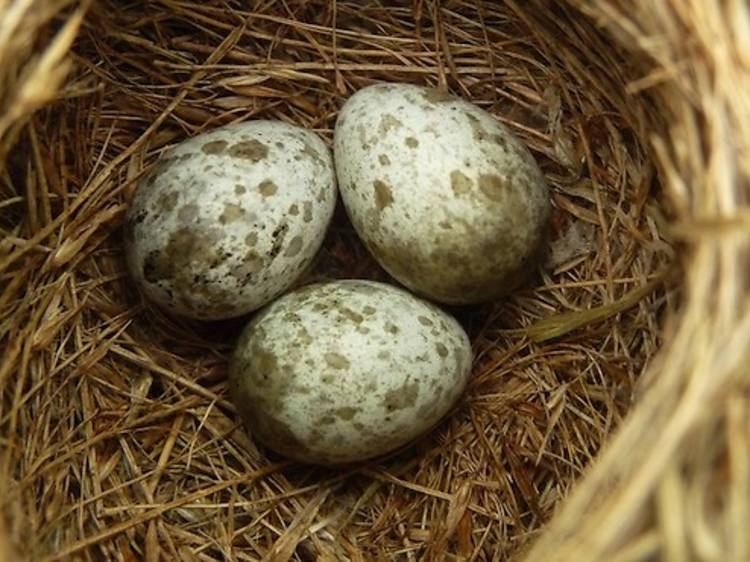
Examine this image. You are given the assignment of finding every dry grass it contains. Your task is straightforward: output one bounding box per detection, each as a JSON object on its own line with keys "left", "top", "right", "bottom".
{"left": 2, "top": 0, "right": 745, "bottom": 560}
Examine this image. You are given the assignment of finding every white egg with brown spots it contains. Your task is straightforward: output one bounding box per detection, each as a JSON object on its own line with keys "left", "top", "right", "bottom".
{"left": 229, "top": 280, "right": 473, "bottom": 465}
{"left": 334, "top": 83, "right": 551, "bottom": 305}
{"left": 124, "top": 121, "right": 337, "bottom": 320}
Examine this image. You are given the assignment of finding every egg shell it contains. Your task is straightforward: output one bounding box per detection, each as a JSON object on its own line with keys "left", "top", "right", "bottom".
{"left": 229, "top": 280, "right": 473, "bottom": 465}
{"left": 334, "top": 83, "right": 551, "bottom": 305}
{"left": 124, "top": 121, "right": 337, "bottom": 320}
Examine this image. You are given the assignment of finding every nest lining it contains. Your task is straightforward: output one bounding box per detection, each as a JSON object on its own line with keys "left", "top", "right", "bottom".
{"left": 6, "top": 1, "right": 735, "bottom": 561}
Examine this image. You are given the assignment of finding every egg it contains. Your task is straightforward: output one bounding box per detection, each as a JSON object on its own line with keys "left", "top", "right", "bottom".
{"left": 124, "top": 121, "right": 337, "bottom": 320}
{"left": 229, "top": 280, "right": 473, "bottom": 464}
{"left": 334, "top": 83, "right": 551, "bottom": 305}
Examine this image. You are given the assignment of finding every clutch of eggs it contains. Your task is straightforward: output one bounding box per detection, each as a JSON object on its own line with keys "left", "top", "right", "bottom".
{"left": 124, "top": 121, "right": 337, "bottom": 320}
{"left": 334, "top": 83, "right": 551, "bottom": 305}
{"left": 229, "top": 280, "right": 473, "bottom": 465}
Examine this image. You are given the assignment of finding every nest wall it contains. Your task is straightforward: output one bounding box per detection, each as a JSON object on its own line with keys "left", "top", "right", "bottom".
{"left": 0, "top": 1, "right": 747, "bottom": 561}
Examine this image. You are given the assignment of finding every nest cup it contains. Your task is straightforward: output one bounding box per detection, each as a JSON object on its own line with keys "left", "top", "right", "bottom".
{"left": 1, "top": 1, "right": 748, "bottom": 561}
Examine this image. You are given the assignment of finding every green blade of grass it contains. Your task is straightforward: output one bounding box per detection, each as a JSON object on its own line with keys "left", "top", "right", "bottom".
{"left": 526, "top": 269, "right": 674, "bottom": 343}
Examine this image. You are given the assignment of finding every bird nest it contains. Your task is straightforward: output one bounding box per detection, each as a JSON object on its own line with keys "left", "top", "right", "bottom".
{"left": 1, "top": 1, "right": 748, "bottom": 561}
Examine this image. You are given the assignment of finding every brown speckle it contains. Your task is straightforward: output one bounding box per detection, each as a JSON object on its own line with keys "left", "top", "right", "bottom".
{"left": 142, "top": 226, "right": 227, "bottom": 298}
{"left": 131, "top": 209, "right": 148, "bottom": 226}
{"left": 303, "top": 201, "right": 313, "bottom": 222}
{"left": 229, "top": 140, "right": 268, "bottom": 161}
{"left": 493, "top": 134, "right": 509, "bottom": 150}
{"left": 383, "top": 379, "right": 420, "bottom": 410}
{"left": 231, "top": 251, "right": 265, "bottom": 279}
{"left": 363, "top": 305, "right": 376, "bottom": 315}
{"left": 466, "top": 113, "right": 489, "bottom": 142}
{"left": 340, "top": 308, "right": 363, "bottom": 324}
{"left": 405, "top": 137, "right": 419, "bottom": 149}
{"left": 157, "top": 191, "right": 179, "bottom": 213}
{"left": 252, "top": 349, "right": 278, "bottom": 376}
{"left": 245, "top": 233, "right": 258, "bottom": 247}
{"left": 202, "top": 140, "right": 228, "bottom": 154}
{"left": 335, "top": 407, "right": 359, "bottom": 421}
{"left": 177, "top": 203, "right": 199, "bottom": 222}
{"left": 436, "top": 343, "right": 449, "bottom": 357}
{"left": 439, "top": 220, "right": 452, "bottom": 230}
{"left": 219, "top": 203, "right": 245, "bottom": 224}
{"left": 374, "top": 180, "right": 394, "bottom": 211}
{"left": 142, "top": 250, "right": 168, "bottom": 283}
{"left": 479, "top": 174, "right": 510, "bottom": 202}
{"left": 379, "top": 154, "right": 391, "bottom": 166}
{"left": 300, "top": 142, "right": 326, "bottom": 167}
{"left": 296, "top": 328, "right": 313, "bottom": 345}
{"left": 235, "top": 184, "right": 246, "bottom": 195}
{"left": 258, "top": 179, "right": 278, "bottom": 197}
{"left": 385, "top": 322, "right": 400, "bottom": 335}
{"left": 245, "top": 251, "right": 264, "bottom": 271}
{"left": 357, "top": 124, "right": 369, "bottom": 149}
{"left": 418, "top": 316, "right": 434, "bottom": 327}
{"left": 284, "top": 236, "right": 303, "bottom": 257}
{"left": 450, "top": 170, "right": 473, "bottom": 196}
{"left": 325, "top": 352, "right": 350, "bottom": 370}
{"left": 422, "top": 87, "right": 456, "bottom": 104}
{"left": 269, "top": 222, "right": 289, "bottom": 258}
{"left": 302, "top": 201, "right": 312, "bottom": 222}
{"left": 146, "top": 160, "right": 172, "bottom": 187}
{"left": 320, "top": 415, "right": 336, "bottom": 425}
{"left": 379, "top": 114, "right": 403, "bottom": 134}
{"left": 289, "top": 204, "right": 299, "bottom": 216}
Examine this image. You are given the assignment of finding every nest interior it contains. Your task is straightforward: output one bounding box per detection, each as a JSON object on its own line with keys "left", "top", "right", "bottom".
{"left": 4, "top": 0, "right": 748, "bottom": 561}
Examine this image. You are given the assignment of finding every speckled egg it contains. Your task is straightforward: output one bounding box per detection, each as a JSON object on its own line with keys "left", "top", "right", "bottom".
{"left": 229, "top": 280, "right": 473, "bottom": 465}
{"left": 124, "top": 121, "right": 337, "bottom": 320}
{"left": 334, "top": 83, "right": 551, "bottom": 305}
